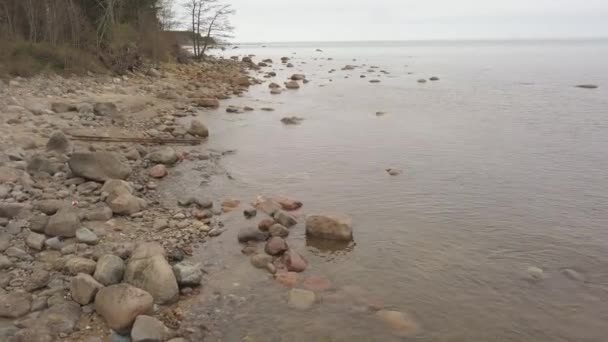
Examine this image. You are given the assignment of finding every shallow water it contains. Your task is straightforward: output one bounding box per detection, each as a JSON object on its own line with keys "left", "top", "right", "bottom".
{"left": 167, "top": 40, "right": 608, "bottom": 341}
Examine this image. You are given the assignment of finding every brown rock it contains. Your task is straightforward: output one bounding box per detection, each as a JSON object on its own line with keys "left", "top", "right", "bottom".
{"left": 285, "top": 249, "right": 307, "bottom": 272}
{"left": 258, "top": 219, "right": 275, "bottom": 232}
{"left": 276, "top": 197, "right": 303, "bottom": 211}
{"left": 275, "top": 271, "right": 299, "bottom": 288}
{"left": 265, "top": 237, "right": 288, "bottom": 256}
{"left": 305, "top": 214, "right": 353, "bottom": 241}
{"left": 70, "top": 273, "right": 103, "bottom": 305}
{"left": 195, "top": 98, "right": 220, "bottom": 108}
{"left": 149, "top": 164, "right": 168, "bottom": 178}
{"left": 0, "top": 291, "right": 32, "bottom": 318}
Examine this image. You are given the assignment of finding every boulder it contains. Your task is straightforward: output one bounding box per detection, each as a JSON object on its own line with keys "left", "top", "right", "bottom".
{"left": 575, "top": 84, "right": 598, "bottom": 89}
{"left": 76, "top": 228, "right": 99, "bottom": 245}
{"left": 26, "top": 232, "right": 46, "bottom": 250}
{"left": 188, "top": 120, "right": 209, "bottom": 138}
{"left": 68, "top": 152, "right": 131, "bottom": 181}
{"left": 285, "top": 250, "right": 308, "bottom": 272}
{"left": 275, "top": 271, "right": 299, "bottom": 288}
{"left": 124, "top": 245, "right": 178, "bottom": 304}
{"left": 237, "top": 227, "right": 269, "bottom": 243}
{"left": 0, "top": 291, "right": 31, "bottom": 318}
{"left": 46, "top": 131, "right": 72, "bottom": 154}
{"left": 149, "top": 164, "right": 168, "bottom": 178}
{"left": 84, "top": 204, "right": 113, "bottom": 221}
{"left": 291, "top": 74, "right": 306, "bottom": 81}
{"left": 258, "top": 219, "right": 275, "bottom": 232}
{"left": 288, "top": 288, "right": 315, "bottom": 310}
{"left": 101, "top": 180, "right": 147, "bottom": 215}
{"left": 148, "top": 147, "right": 178, "bottom": 165}
{"left": 276, "top": 197, "right": 303, "bottom": 211}
{"left": 93, "top": 102, "right": 118, "bottom": 117}
{"left": 70, "top": 273, "right": 103, "bottom": 305}
{"left": 65, "top": 257, "right": 97, "bottom": 275}
{"left": 305, "top": 214, "right": 353, "bottom": 241}
{"left": 131, "top": 315, "right": 169, "bottom": 342}
{"left": 45, "top": 208, "right": 81, "bottom": 238}
{"left": 274, "top": 210, "right": 297, "bottom": 227}
{"left": 36, "top": 301, "right": 81, "bottom": 336}
{"left": 280, "top": 116, "right": 304, "bottom": 125}
{"left": 51, "top": 102, "right": 76, "bottom": 113}
{"left": 94, "top": 254, "right": 125, "bottom": 285}
{"left": 253, "top": 196, "right": 282, "bottom": 215}
{"left": 250, "top": 254, "right": 273, "bottom": 269}
{"left": 195, "top": 98, "right": 220, "bottom": 108}
{"left": 376, "top": 310, "right": 419, "bottom": 336}
{"left": 285, "top": 80, "right": 300, "bottom": 89}
{"left": 269, "top": 224, "right": 289, "bottom": 238}
{"left": 95, "top": 284, "right": 154, "bottom": 333}
{"left": 172, "top": 262, "right": 203, "bottom": 287}
{"left": 265, "top": 237, "right": 288, "bottom": 256}
{"left": 35, "top": 199, "right": 67, "bottom": 215}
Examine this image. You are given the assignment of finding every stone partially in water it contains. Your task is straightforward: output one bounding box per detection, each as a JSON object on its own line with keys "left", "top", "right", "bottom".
{"left": 250, "top": 253, "right": 273, "bottom": 269}
{"left": 285, "top": 80, "right": 300, "bottom": 89}
{"left": 274, "top": 210, "right": 297, "bottom": 227}
{"left": 265, "top": 236, "right": 288, "bottom": 256}
{"left": 269, "top": 224, "right": 289, "bottom": 238}
{"left": 575, "top": 84, "right": 598, "bottom": 89}
{"left": 376, "top": 310, "right": 420, "bottom": 337}
{"left": 284, "top": 249, "right": 307, "bottom": 272}
{"left": 237, "top": 227, "right": 269, "bottom": 243}
{"left": 525, "top": 266, "right": 545, "bottom": 282}
{"left": 562, "top": 268, "right": 587, "bottom": 282}
{"left": 288, "top": 288, "right": 316, "bottom": 310}
{"left": 306, "top": 214, "right": 353, "bottom": 241}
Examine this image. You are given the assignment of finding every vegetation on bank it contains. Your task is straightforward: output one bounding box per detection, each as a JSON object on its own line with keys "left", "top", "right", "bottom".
{"left": 0, "top": 0, "right": 234, "bottom": 77}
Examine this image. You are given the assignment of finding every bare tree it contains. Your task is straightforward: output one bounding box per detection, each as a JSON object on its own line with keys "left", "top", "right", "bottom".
{"left": 183, "top": 0, "right": 233, "bottom": 59}
{"left": 199, "top": 3, "right": 234, "bottom": 58}
{"left": 158, "top": 0, "right": 177, "bottom": 30}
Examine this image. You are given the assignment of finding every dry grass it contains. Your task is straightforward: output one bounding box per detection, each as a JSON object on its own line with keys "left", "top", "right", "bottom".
{"left": 0, "top": 41, "right": 106, "bottom": 78}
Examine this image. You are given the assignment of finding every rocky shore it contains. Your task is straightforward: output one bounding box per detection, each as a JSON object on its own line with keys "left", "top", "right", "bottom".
{"left": 0, "top": 58, "right": 262, "bottom": 341}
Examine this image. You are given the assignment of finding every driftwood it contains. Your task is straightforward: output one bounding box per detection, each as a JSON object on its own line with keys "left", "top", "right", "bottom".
{"left": 69, "top": 135, "right": 203, "bottom": 146}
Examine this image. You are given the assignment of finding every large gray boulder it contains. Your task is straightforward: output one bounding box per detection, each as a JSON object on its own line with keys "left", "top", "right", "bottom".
{"left": 124, "top": 243, "right": 179, "bottom": 304}
{"left": 68, "top": 152, "right": 131, "bottom": 181}
{"left": 95, "top": 284, "right": 154, "bottom": 333}
{"left": 305, "top": 214, "right": 353, "bottom": 241}
{"left": 45, "top": 208, "right": 81, "bottom": 238}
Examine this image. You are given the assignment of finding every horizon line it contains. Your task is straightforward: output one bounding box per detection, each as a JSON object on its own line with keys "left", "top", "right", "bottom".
{"left": 231, "top": 36, "right": 608, "bottom": 45}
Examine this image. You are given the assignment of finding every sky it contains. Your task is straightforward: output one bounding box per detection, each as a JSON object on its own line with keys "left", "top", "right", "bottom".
{"left": 179, "top": 0, "right": 608, "bottom": 42}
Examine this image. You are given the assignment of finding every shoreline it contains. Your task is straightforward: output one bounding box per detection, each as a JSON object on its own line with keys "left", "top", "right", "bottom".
{"left": 0, "top": 58, "right": 259, "bottom": 341}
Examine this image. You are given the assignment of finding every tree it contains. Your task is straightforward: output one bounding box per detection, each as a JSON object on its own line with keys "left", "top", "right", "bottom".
{"left": 183, "top": 0, "right": 234, "bottom": 59}
{"left": 199, "top": 2, "right": 234, "bottom": 58}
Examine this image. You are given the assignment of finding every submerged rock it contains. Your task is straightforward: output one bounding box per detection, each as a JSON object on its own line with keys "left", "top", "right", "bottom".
{"left": 280, "top": 116, "right": 304, "bottom": 125}
{"left": 237, "top": 227, "right": 269, "bottom": 243}
{"left": 386, "top": 168, "right": 402, "bottom": 176}
{"left": 376, "top": 310, "right": 420, "bottom": 336}
{"left": 284, "top": 249, "right": 308, "bottom": 272}
{"left": 288, "top": 288, "right": 316, "bottom": 310}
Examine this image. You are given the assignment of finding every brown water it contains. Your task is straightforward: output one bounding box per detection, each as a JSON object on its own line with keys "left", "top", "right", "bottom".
{"left": 164, "top": 40, "right": 608, "bottom": 341}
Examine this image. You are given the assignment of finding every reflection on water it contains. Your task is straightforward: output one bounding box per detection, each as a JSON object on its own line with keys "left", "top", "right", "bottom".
{"left": 163, "top": 40, "right": 608, "bottom": 341}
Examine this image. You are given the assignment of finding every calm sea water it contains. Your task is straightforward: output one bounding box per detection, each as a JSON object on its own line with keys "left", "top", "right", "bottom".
{"left": 167, "top": 40, "right": 608, "bottom": 341}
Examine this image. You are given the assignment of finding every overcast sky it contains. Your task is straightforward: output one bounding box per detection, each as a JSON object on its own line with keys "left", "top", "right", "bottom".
{"left": 185, "top": 0, "right": 608, "bottom": 42}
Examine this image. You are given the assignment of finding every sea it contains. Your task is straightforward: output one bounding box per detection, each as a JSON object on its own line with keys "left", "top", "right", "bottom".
{"left": 166, "top": 39, "right": 608, "bottom": 341}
